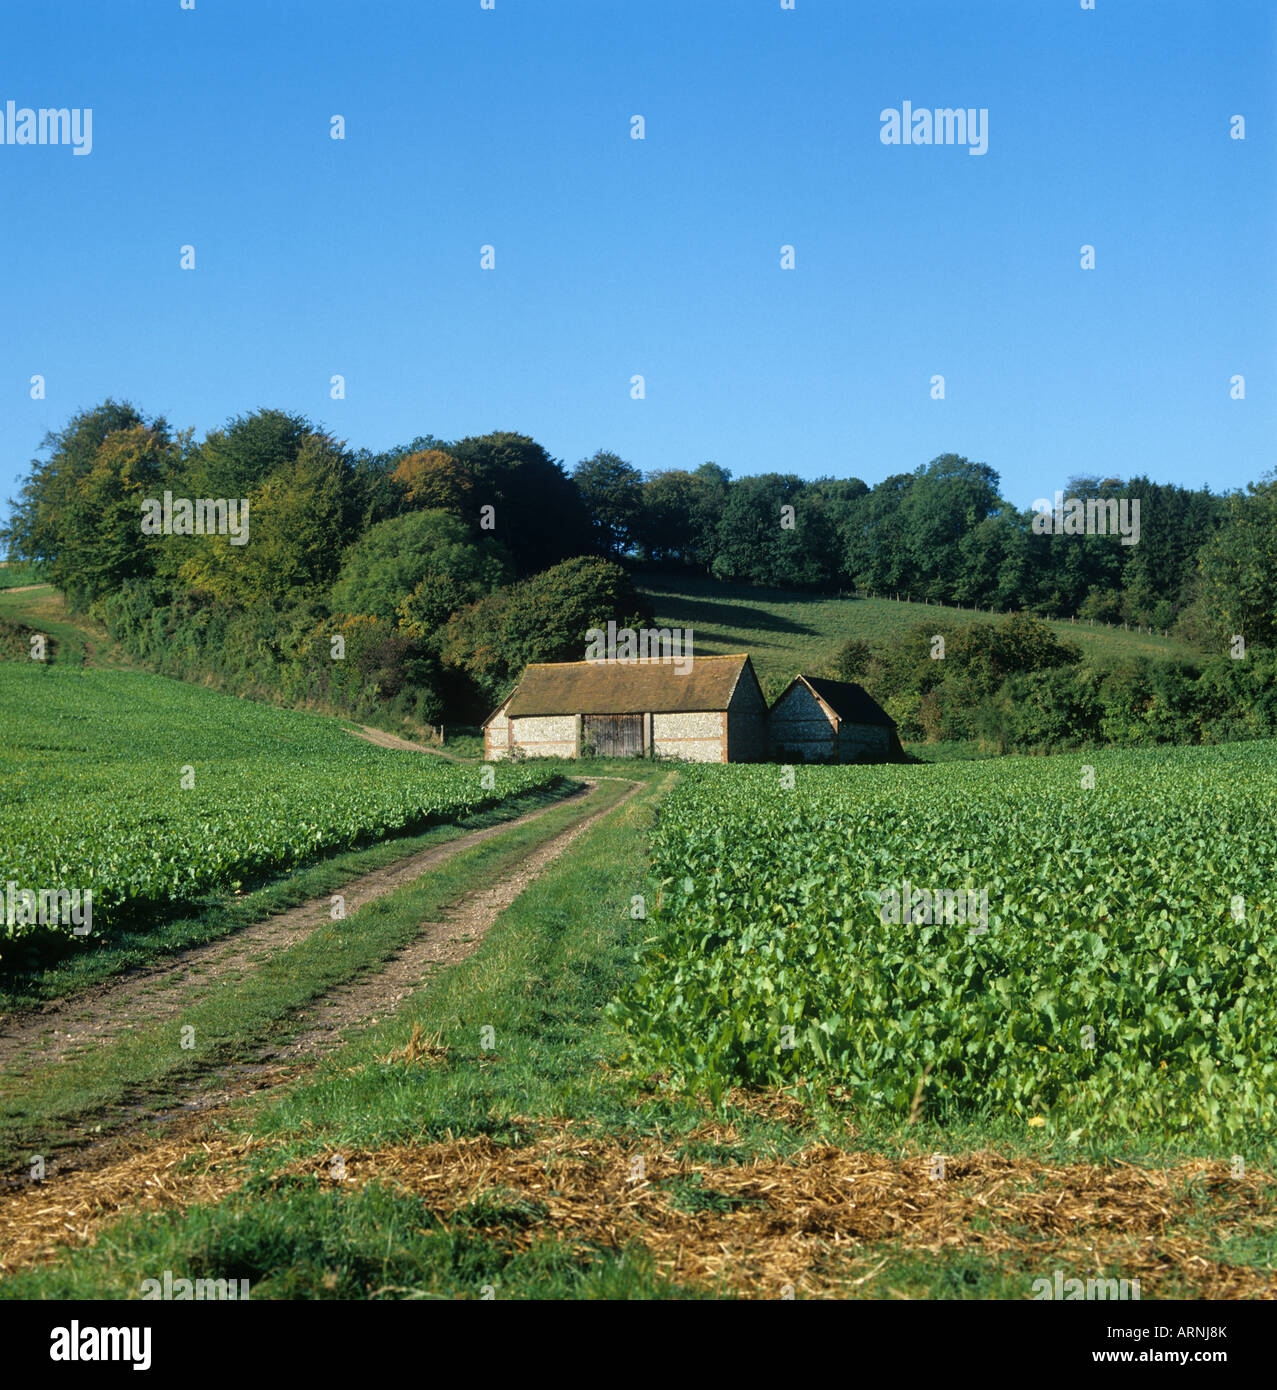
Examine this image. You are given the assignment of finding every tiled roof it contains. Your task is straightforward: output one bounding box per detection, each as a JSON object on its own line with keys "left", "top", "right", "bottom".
{"left": 791, "top": 675, "right": 896, "bottom": 728}
{"left": 499, "top": 654, "right": 753, "bottom": 718}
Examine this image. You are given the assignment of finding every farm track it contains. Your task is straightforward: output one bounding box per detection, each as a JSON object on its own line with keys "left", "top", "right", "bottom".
{"left": 266, "top": 775, "right": 641, "bottom": 1062}
{"left": 347, "top": 723, "right": 469, "bottom": 762}
{"left": 0, "top": 780, "right": 595, "bottom": 1073}
{"left": 0, "top": 776, "right": 639, "bottom": 1185}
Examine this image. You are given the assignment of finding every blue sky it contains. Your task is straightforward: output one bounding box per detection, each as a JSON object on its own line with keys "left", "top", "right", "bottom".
{"left": 1, "top": 0, "right": 1273, "bottom": 519}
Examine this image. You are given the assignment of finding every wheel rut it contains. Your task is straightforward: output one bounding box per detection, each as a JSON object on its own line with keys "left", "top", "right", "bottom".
{"left": 0, "top": 783, "right": 591, "bottom": 1072}
{"left": 0, "top": 777, "right": 641, "bottom": 1181}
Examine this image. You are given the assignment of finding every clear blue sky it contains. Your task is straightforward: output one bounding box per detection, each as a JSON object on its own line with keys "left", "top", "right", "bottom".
{"left": 2, "top": 0, "right": 1273, "bottom": 520}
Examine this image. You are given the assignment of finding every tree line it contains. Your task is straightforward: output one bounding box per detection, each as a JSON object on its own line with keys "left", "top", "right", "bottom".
{"left": 581, "top": 451, "right": 1272, "bottom": 648}
{"left": 3, "top": 399, "right": 1275, "bottom": 731}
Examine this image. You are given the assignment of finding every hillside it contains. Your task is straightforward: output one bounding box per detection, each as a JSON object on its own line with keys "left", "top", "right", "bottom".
{"left": 0, "top": 583, "right": 126, "bottom": 667}
{"left": 639, "top": 573, "right": 1200, "bottom": 700}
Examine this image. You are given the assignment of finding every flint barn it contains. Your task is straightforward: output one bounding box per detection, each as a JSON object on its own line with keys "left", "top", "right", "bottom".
{"left": 483, "top": 653, "right": 767, "bottom": 762}
{"left": 769, "top": 674, "right": 901, "bottom": 763}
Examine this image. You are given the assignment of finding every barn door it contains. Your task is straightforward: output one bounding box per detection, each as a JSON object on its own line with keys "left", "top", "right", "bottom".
{"left": 582, "top": 713, "right": 644, "bottom": 757}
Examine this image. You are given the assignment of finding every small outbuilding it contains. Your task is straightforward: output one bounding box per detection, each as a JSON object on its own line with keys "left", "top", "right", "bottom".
{"left": 768, "top": 674, "right": 900, "bottom": 763}
{"left": 483, "top": 653, "right": 768, "bottom": 762}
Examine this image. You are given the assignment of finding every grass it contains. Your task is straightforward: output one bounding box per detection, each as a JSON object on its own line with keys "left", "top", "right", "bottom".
{"left": 0, "top": 561, "right": 48, "bottom": 590}
{"left": 639, "top": 572, "right": 1199, "bottom": 700}
{"left": 0, "top": 778, "right": 629, "bottom": 1170}
{"left": 4, "top": 766, "right": 1271, "bottom": 1300}
{"left": 0, "top": 584, "right": 118, "bottom": 666}
{"left": 439, "top": 728, "right": 484, "bottom": 759}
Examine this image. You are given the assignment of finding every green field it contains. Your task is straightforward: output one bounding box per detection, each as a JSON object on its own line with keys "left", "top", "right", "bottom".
{"left": 0, "top": 561, "right": 46, "bottom": 590}
{"left": 4, "top": 760, "right": 1271, "bottom": 1301}
{"left": 640, "top": 573, "right": 1198, "bottom": 699}
{"left": 610, "top": 745, "right": 1277, "bottom": 1145}
{"left": 0, "top": 663, "right": 559, "bottom": 947}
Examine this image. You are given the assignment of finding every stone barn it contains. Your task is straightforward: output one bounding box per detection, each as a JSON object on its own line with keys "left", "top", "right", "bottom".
{"left": 483, "top": 654, "right": 767, "bottom": 762}
{"left": 768, "top": 674, "right": 900, "bottom": 763}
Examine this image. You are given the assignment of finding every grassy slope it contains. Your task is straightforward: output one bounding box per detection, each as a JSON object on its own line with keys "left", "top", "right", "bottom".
{"left": 0, "top": 584, "right": 122, "bottom": 666}
{"left": 639, "top": 573, "right": 1198, "bottom": 700}
{"left": 0, "top": 589, "right": 573, "bottom": 1007}
{"left": 0, "top": 562, "right": 47, "bottom": 590}
{"left": 0, "top": 583, "right": 467, "bottom": 748}
{"left": 5, "top": 574, "right": 1197, "bottom": 707}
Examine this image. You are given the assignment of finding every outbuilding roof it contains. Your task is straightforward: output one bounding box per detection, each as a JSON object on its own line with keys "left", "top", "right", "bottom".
{"left": 779, "top": 675, "right": 897, "bottom": 728}
{"left": 488, "top": 654, "right": 757, "bottom": 721}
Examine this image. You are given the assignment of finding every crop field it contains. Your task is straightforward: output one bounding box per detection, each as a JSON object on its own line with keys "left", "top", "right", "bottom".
{"left": 0, "top": 663, "right": 559, "bottom": 946}
{"left": 611, "top": 743, "right": 1277, "bottom": 1143}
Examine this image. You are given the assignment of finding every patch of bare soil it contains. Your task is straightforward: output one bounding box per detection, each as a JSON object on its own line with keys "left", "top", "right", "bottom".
{"left": 270, "top": 778, "right": 641, "bottom": 1059}
{"left": 348, "top": 724, "right": 467, "bottom": 761}
{"left": 0, "top": 783, "right": 592, "bottom": 1072}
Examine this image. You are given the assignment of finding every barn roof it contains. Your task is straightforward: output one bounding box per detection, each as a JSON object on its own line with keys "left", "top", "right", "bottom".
{"left": 493, "top": 654, "right": 756, "bottom": 720}
{"left": 783, "top": 675, "right": 897, "bottom": 728}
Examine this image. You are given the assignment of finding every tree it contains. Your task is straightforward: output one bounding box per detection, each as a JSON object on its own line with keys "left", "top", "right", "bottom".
{"left": 711, "top": 474, "right": 838, "bottom": 590}
{"left": 2, "top": 399, "right": 152, "bottom": 597}
{"left": 898, "top": 454, "right": 1002, "bottom": 601}
{"left": 442, "top": 556, "right": 653, "bottom": 707}
{"left": 573, "top": 450, "right": 643, "bottom": 559}
{"left": 329, "top": 509, "right": 510, "bottom": 624}
{"left": 446, "top": 432, "right": 593, "bottom": 574}
{"left": 688, "top": 463, "right": 731, "bottom": 571}
{"left": 178, "top": 432, "right": 353, "bottom": 606}
{"left": 1196, "top": 477, "right": 1277, "bottom": 649}
{"left": 842, "top": 474, "right": 913, "bottom": 594}
{"left": 70, "top": 425, "right": 178, "bottom": 603}
{"left": 635, "top": 469, "right": 700, "bottom": 564}
{"left": 945, "top": 612, "right": 1081, "bottom": 694}
{"left": 831, "top": 638, "right": 872, "bottom": 681}
{"left": 390, "top": 448, "right": 474, "bottom": 515}
{"left": 954, "top": 511, "right": 1029, "bottom": 610}
{"left": 186, "top": 408, "right": 312, "bottom": 500}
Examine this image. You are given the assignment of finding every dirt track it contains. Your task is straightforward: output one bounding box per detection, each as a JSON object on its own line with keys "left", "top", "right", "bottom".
{"left": 273, "top": 776, "right": 639, "bottom": 1059}
{"left": 347, "top": 724, "right": 469, "bottom": 762}
{"left": 0, "top": 776, "right": 639, "bottom": 1182}
{"left": 0, "top": 782, "right": 594, "bottom": 1072}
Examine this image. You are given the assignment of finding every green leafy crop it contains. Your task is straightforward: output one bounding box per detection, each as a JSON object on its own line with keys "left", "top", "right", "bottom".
{"left": 0, "top": 665, "right": 557, "bottom": 942}
{"left": 609, "top": 745, "right": 1277, "bottom": 1140}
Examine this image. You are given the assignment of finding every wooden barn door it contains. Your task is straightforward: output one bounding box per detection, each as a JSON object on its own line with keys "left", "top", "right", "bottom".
{"left": 582, "top": 713, "right": 644, "bottom": 757}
